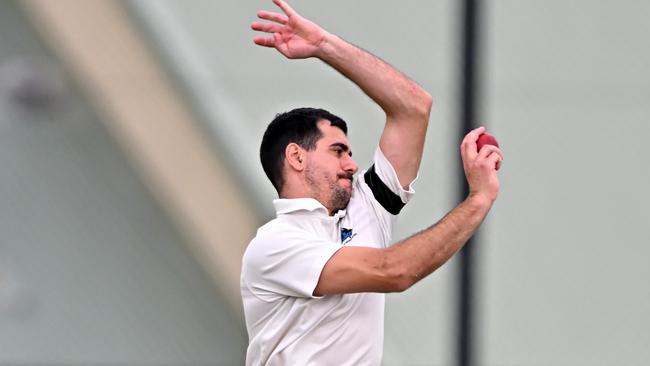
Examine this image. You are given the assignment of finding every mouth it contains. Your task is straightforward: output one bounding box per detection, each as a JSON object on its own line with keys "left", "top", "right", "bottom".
{"left": 338, "top": 177, "right": 353, "bottom": 189}
{"left": 338, "top": 172, "right": 354, "bottom": 181}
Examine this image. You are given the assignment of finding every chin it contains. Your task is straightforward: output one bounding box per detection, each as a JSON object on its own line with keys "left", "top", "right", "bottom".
{"left": 330, "top": 188, "right": 351, "bottom": 212}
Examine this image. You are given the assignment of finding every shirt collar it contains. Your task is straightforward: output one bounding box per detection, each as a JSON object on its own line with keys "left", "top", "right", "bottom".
{"left": 273, "top": 198, "right": 347, "bottom": 219}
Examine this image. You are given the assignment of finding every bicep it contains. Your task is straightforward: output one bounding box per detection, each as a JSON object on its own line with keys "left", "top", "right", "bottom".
{"left": 313, "top": 246, "right": 402, "bottom": 296}
{"left": 379, "top": 116, "right": 428, "bottom": 188}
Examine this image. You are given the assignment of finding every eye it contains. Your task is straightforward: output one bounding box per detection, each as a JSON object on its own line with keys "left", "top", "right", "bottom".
{"left": 330, "top": 144, "right": 350, "bottom": 157}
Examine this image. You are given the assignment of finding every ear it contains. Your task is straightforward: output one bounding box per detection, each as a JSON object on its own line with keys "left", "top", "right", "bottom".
{"left": 285, "top": 143, "right": 305, "bottom": 172}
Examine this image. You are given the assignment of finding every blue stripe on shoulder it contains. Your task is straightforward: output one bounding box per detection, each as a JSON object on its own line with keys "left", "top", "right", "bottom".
{"left": 363, "top": 165, "right": 405, "bottom": 215}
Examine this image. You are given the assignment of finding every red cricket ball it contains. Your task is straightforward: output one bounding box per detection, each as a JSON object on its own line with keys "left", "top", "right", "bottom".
{"left": 476, "top": 132, "right": 499, "bottom": 152}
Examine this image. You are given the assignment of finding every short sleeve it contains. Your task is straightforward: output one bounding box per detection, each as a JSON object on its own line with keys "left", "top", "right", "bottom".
{"left": 361, "top": 148, "right": 417, "bottom": 215}
{"left": 242, "top": 227, "right": 342, "bottom": 300}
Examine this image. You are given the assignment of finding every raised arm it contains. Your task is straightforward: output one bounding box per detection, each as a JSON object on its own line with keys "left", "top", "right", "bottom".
{"left": 252, "top": 0, "right": 432, "bottom": 187}
{"left": 314, "top": 127, "right": 503, "bottom": 295}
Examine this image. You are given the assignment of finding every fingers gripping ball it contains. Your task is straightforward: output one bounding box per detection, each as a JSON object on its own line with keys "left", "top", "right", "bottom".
{"left": 476, "top": 132, "right": 499, "bottom": 152}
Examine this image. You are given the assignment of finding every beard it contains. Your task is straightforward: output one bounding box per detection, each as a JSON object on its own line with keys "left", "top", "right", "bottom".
{"left": 328, "top": 182, "right": 351, "bottom": 213}
{"left": 305, "top": 164, "right": 352, "bottom": 214}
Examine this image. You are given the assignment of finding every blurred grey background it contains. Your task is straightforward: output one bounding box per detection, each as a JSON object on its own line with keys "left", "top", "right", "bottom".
{"left": 1, "top": 0, "right": 648, "bottom": 365}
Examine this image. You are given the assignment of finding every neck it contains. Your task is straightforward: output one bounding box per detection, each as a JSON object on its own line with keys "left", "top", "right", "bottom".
{"left": 280, "top": 188, "right": 334, "bottom": 215}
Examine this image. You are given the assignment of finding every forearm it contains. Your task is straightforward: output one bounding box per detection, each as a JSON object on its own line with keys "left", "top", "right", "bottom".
{"left": 316, "top": 33, "right": 432, "bottom": 118}
{"left": 384, "top": 195, "right": 493, "bottom": 290}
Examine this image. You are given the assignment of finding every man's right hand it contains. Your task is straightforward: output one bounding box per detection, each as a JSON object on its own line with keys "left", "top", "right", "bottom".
{"left": 461, "top": 127, "right": 503, "bottom": 204}
{"left": 251, "top": 0, "right": 328, "bottom": 59}
{"left": 315, "top": 129, "right": 503, "bottom": 295}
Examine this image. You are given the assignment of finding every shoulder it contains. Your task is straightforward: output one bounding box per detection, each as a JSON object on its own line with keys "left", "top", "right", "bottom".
{"left": 243, "top": 217, "right": 321, "bottom": 267}
{"left": 244, "top": 219, "right": 292, "bottom": 258}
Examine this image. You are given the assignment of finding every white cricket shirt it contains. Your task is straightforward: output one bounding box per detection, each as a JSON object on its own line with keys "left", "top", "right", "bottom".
{"left": 241, "top": 148, "right": 415, "bottom": 365}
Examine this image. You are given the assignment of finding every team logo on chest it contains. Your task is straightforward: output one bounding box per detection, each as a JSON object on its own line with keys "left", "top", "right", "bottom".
{"left": 340, "top": 228, "right": 356, "bottom": 244}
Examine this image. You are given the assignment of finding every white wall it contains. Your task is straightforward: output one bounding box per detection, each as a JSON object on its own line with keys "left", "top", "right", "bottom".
{"left": 482, "top": 1, "right": 650, "bottom": 365}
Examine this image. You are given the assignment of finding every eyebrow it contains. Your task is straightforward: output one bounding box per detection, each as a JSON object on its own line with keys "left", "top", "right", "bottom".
{"left": 330, "top": 142, "right": 352, "bottom": 157}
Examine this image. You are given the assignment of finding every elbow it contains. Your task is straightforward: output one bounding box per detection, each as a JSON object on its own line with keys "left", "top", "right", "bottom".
{"left": 387, "top": 269, "right": 416, "bottom": 293}
{"left": 388, "top": 85, "right": 433, "bottom": 122}
{"left": 380, "top": 253, "right": 417, "bottom": 293}
{"left": 412, "top": 86, "right": 433, "bottom": 119}
{"left": 391, "top": 276, "right": 414, "bottom": 293}
{"left": 421, "top": 91, "right": 434, "bottom": 115}
{"left": 408, "top": 89, "right": 433, "bottom": 123}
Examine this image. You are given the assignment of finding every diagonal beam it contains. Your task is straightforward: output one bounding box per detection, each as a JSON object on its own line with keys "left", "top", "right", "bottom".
{"left": 20, "top": 0, "right": 258, "bottom": 319}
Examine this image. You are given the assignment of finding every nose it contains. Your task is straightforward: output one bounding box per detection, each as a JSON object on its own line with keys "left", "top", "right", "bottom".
{"left": 342, "top": 154, "right": 358, "bottom": 174}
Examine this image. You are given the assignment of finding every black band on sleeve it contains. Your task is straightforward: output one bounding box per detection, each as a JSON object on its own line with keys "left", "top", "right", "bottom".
{"left": 363, "top": 165, "right": 406, "bottom": 215}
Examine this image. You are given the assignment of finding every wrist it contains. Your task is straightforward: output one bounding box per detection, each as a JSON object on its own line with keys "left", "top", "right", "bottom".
{"left": 465, "top": 192, "right": 494, "bottom": 211}
{"left": 313, "top": 31, "right": 338, "bottom": 60}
